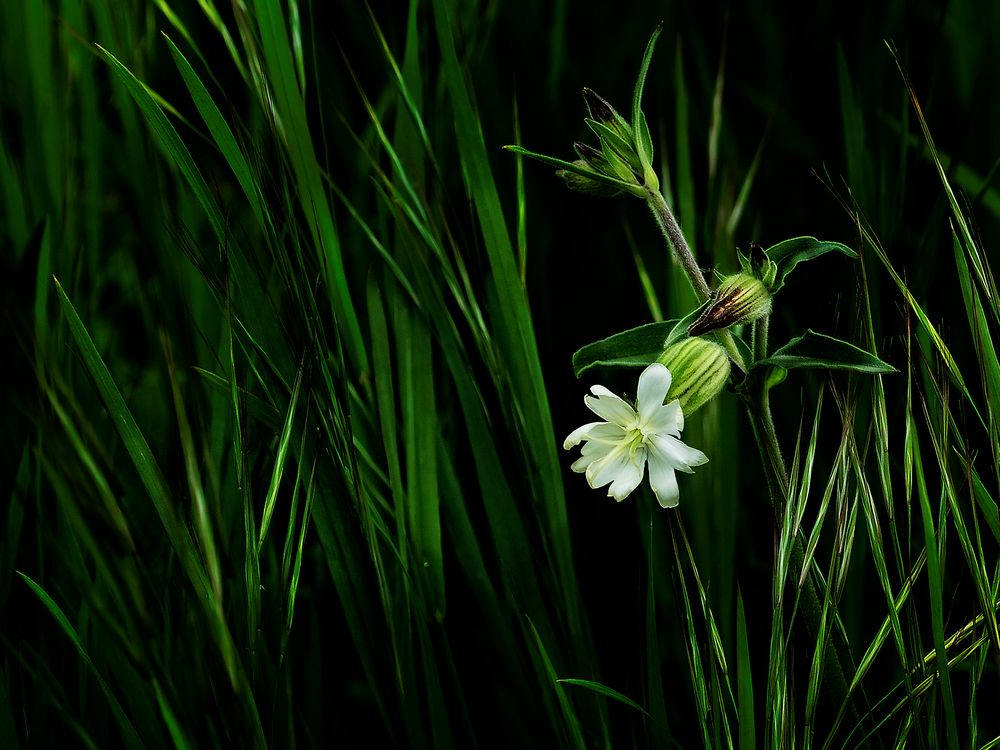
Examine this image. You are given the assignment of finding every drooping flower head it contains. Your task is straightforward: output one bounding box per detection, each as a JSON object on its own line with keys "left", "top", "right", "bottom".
{"left": 563, "top": 363, "right": 708, "bottom": 508}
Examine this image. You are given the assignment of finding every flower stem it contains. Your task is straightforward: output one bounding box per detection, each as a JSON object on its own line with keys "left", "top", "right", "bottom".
{"left": 745, "top": 383, "right": 862, "bottom": 731}
{"left": 644, "top": 188, "right": 711, "bottom": 301}
{"left": 644, "top": 173, "right": 865, "bottom": 732}
{"left": 644, "top": 188, "right": 747, "bottom": 373}
{"left": 752, "top": 314, "right": 770, "bottom": 363}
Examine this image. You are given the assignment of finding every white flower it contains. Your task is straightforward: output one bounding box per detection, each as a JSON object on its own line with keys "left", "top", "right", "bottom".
{"left": 563, "top": 363, "right": 709, "bottom": 508}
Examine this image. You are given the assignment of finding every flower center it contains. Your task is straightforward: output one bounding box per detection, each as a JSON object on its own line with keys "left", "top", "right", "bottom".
{"left": 623, "top": 424, "right": 648, "bottom": 457}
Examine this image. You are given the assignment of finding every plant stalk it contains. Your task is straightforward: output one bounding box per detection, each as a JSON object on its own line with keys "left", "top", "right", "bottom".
{"left": 745, "top": 379, "right": 863, "bottom": 731}
{"left": 645, "top": 188, "right": 747, "bottom": 372}
{"left": 646, "top": 170, "right": 868, "bottom": 738}
{"left": 644, "top": 187, "right": 711, "bottom": 301}
{"left": 753, "top": 314, "right": 770, "bottom": 363}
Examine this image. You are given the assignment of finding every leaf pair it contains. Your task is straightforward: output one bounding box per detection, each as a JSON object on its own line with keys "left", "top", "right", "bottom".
{"left": 571, "top": 237, "right": 895, "bottom": 383}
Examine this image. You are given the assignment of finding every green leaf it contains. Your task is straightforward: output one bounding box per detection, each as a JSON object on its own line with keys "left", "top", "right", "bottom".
{"left": 631, "top": 24, "right": 663, "bottom": 167}
{"left": 911, "top": 410, "right": 961, "bottom": 750}
{"left": 163, "top": 34, "right": 269, "bottom": 235}
{"left": 250, "top": 0, "right": 368, "bottom": 373}
{"left": 258, "top": 362, "right": 303, "bottom": 550}
{"left": 730, "top": 330, "right": 754, "bottom": 372}
{"left": 570, "top": 303, "right": 747, "bottom": 379}
{"left": 571, "top": 320, "right": 677, "bottom": 377}
{"left": 94, "top": 43, "right": 225, "bottom": 241}
{"left": 756, "top": 330, "right": 896, "bottom": 375}
{"left": 53, "top": 277, "right": 264, "bottom": 745}
{"left": 557, "top": 679, "right": 650, "bottom": 717}
{"left": 736, "top": 589, "right": 755, "bottom": 750}
{"left": 764, "top": 365, "right": 788, "bottom": 389}
{"left": 503, "top": 145, "right": 640, "bottom": 193}
{"left": 665, "top": 301, "right": 711, "bottom": 348}
{"left": 18, "top": 572, "right": 144, "bottom": 750}
{"left": 764, "top": 236, "right": 858, "bottom": 292}
{"left": 526, "top": 619, "right": 587, "bottom": 750}
{"left": 635, "top": 109, "right": 655, "bottom": 181}
{"left": 969, "top": 466, "right": 1000, "bottom": 545}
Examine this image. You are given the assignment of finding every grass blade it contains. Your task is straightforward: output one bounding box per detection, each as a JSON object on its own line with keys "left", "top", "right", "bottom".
{"left": 736, "top": 587, "right": 755, "bottom": 750}
{"left": 95, "top": 44, "right": 226, "bottom": 241}
{"left": 53, "top": 276, "right": 264, "bottom": 746}
{"left": 17, "top": 572, "right": 144, "bottom": 750}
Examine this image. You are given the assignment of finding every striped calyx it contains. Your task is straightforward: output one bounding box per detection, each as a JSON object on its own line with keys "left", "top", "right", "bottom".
{"left": 656, "top": 337, "right": 731, "bottom": 415}
{"left": 688, "top": 273, "right": 772, "bottom": 336}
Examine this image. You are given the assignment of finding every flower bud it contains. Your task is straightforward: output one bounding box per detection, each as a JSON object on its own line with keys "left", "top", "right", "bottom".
{"left": 578, "top": 88, "right": 653, "bottom": 189}
{"left": 748, "top": 242, "right": 778, "bottom": 288}
{"left": 565, "top": 142, "right": 646, "bottom": 198}
{"left": 688, "top": 273, "right": 772, "bottom": 336}
{"left": 557, "top": 160, "right": 623, "bottom": 197}
{"left": 582, "top": 88, "right": 632, "bottom": 142}
{"left": 656, "top": 337, "right": 731, "bottom": 415}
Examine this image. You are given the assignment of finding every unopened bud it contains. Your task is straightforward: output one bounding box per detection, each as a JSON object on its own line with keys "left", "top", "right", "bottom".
{"left": 657, "top": 337, "right": 731, "bottom": 415}
{"left": 582, "top": 88, "right": 632, "bottom": 140}
{"left": 688, "top": 273, "right": 772, "bottom": 336}
{"left": 557, "top": 160, "right": 623, "bottom": 197}
{"left": 748, "top": 242, "right": 778, "bottom": 288}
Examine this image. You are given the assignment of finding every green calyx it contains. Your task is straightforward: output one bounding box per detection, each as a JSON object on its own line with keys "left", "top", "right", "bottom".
{"left": 738, "top": 242, "right": 779, "bottom": 289}
{"left": 571, "top": 88, "right": 653, "bottom": 193}
{"left": 657, "top": 337, "right": 731, "bottom": 415}
{"left": 557, "top": 159, "right": 625, "bottom": 197}
{"left": 688, "top": 273, "right": 773, "bottom": 337}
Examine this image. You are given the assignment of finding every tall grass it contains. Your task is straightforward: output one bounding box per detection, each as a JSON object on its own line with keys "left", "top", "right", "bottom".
{"left": 2, "top": 1, "right": 998, "bottom": 748}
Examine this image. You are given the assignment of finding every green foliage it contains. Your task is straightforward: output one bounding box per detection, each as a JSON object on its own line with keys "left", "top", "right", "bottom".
{"left": 2, "top": 1, "right": 999, "bottom": 749}
{"left": 763, "top": 236, "right": 859, "bottom": 293}
{"left": 756, "top": 330, "right": 896, "bottom": 376}
{"left": 571, "top": 320, "right": 678, "bottom": 376}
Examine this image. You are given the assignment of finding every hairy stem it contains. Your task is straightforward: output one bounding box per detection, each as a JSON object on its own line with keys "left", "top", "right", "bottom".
{"left": 753, "top": 314, "right": 770, "bottom": 362}
{"left": 645, "top": 188, "right": 747, "bottom": 372}
{"left": 644, "top": 188, "right": 711, "bottom": 301}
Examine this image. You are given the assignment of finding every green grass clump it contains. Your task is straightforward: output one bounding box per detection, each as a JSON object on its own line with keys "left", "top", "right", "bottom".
{"left": 2, "top": 1, "right": 998, "bottom": 747}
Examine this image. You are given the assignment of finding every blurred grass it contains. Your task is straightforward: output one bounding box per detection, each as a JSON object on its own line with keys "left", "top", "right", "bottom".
{"left": 2, "top": 0, "right": 999, "bottom": 747}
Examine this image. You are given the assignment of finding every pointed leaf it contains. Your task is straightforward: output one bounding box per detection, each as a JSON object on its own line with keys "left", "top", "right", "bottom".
{"left": 163, "top": 35, "right": 269, "bottom": 234}
{"left": 571, "top": 321, "right": 677, "bottom": 377}
{"left": 503, "top": 145, "right": 639, "bottom": 192}
{"left": 18, "top": 573, "right": 144, "bottom": 750}
{"left": 764, "top": 236, "right": 858, "bottom": 292}
{"left": 95, "top": 43, "right": 225, "bottom": 240}
{"left": 736, "top": 588, "right": 755, "bottom": 750}
{"left": 557, "top": 679, "right": 650, "bottom": 717}
{"left": 631, "top": 24, "right": 663, "bottom": 166}
{"left": 54, "top": 278, "right": 263, "bottom": 742}
{"left": 665, "top": 301, "right": 710, "bottom": 349}
{"left": 756, "top": 330, "right": 896, "bottom": 374}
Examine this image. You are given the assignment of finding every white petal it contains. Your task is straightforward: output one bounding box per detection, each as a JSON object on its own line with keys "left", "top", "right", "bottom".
{"left": 648, "top": 452, "right": 680, "bottom": 508}
{"left": 563, "top": 421, "right": 605, "bottom": 449}
{"left": 636, "top": 364, "right": 672, "bottom": 423}
{"left": 582, "top": 422, "right": 628, "bottom": 443}
{"left": 578, "top": 436, "right": 622, "bottom": 458}
{"left": 585, "top": 386, "right": 637, "bottom": 427}
{"left": 607, "top": 458, "right": 645, "bottom": 501}
{"left": 650, "top": 433, "right": 709, "bottom": 473}
{"left": 646, "top": 399, "right": 684, "bottom": 437}
{"left": 570, "top": 439, "right": 616, "bottom": 472}
{"left": 586, "top": 444, "right": 641, "bottom": 490}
